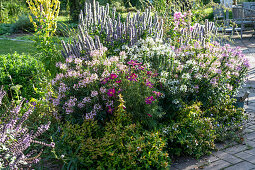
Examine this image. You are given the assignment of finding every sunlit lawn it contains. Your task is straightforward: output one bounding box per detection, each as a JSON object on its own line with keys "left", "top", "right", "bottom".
{"left": 0, "top": 39, "right": 36, "bottom": 55}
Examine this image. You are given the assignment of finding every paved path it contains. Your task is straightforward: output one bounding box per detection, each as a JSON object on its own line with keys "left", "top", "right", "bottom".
{"left": 170, "top": 34, "right": 255, "bottom": 170}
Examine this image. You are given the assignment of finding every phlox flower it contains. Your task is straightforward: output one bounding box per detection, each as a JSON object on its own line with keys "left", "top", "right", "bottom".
{"left": 116, "top": 80, "right": 121, "bottom": 83}
{"left": 74, "top": 58, "right": 82, "bottom": 64}
{"left": 109, "top": 56, "right": 119, "bottom": 62}
{"left": 91, "top": 91, "right": 98, "bottom": 97}
{"left": 66, "top": 108, "right": 73, "bottom": 114}
{"left": 145, "top": 96, "right": 155, "bottom": 104}
{"left": 107, "top": 88, "right": 116, "bottom": 97}
{"left": 226, "top": 84, "right": 233, "bottom": 91}
{"left": 53, "top": 98, "right": 60, "bottom": 106}
{"left": 65, "top": 97, "right": 77, "bottom": 108}
{"left": 66, "top": 57, "right": 73, "bottom": 63}
{"left": 103, "top": 59, "right": 111, "bottom": 66}
{"left": 216, "top": 69, "right": 222, "bottom": 74}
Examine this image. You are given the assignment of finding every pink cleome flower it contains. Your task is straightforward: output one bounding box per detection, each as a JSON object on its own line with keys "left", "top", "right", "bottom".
{"left": 145, "top": 96, "right": 155, "bottom": 104}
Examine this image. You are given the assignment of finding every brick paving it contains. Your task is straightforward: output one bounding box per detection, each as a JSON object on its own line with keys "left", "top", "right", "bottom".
{"left": 170, "top": 33, "right": 255, "bottom": 170}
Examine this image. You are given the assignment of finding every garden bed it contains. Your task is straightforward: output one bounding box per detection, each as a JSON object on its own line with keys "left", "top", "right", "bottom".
{"left": 0, "top": 0, "right": 250, "bottom": 169}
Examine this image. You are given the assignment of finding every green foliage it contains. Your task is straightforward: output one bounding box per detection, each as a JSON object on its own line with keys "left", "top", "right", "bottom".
{"left": 205, "top": 96, "right": 247, "bottom": 142}
{"left": 164, "top": 103, "right": 216, "bottom": 158}
{"left": 55, "top": 102, "right": 170, "bottom": 169}
{"left": 10, "top": 14, "right": 34, "bottom": 33}
{"left": 0, "top": 0, "right": 28, "bottom": 23}
{"left": 0, "top": 53, "right": 46, "bottom": 99}
{"left": 0, "top": 23, "right": 11, "bottom": 35}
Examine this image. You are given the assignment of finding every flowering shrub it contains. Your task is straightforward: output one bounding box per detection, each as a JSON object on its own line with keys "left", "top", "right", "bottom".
{"left": 55, "top": 96, "right": 170, "bottom": 169}
{"left": 163, "top": 103, "right": 216, "bottom": 158}
{"left": 124, "top": 38, "right": 249, "bottom": 112}
{"left": 205, "top": 96, "right": 247, "bottom": 142}
{"left": 51, "top": 47, "right": 163, "bottom": 127}
{"left": 0, "top": 87, "right": 54, "bottom": 169}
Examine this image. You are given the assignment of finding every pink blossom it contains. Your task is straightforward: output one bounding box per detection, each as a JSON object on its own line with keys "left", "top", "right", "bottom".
{"left": 110, "top": 73, "right": 118, "bottom": 79}
{"left": 91, "top": 91, "right": 98, "bottom": 97}
{"left": 146, "top": 81, "right": 153, "bottom": 88}
{"left": 107, "top": 106, "right": 113, "bottom": 114}
{"left": 78, "top": 102, "right": 85, "bottom": 108}
{"left": 82, "top": 97, "right": 91, "bottom": 103}
{"left": 128, "top": 73, "right": 138, "bottom": 81}
{"left": 107, "top": 88, "right": 116, "bottom": 97}
{"left": 147, "top": 113, "right": 152, "bottom": 117}
{"left": 106, "top": 100, "right": 113, "bottom": 107}
{"left": 119, "top": 51, "right": 126, "bottom": 56}
{"left": 153, "top": 91, "right": 161, "bottom": 97}
{"left": 101, "top": 78, "right": 109, "bottom": 84}
{"left": 100, "top": 87, "right": 107, "bottom": 93}
{"left": 145, "top": 96, "right": 155, "bottom": 104}
{"left": 127, "top": 60, "right": 141, "bottom": 66}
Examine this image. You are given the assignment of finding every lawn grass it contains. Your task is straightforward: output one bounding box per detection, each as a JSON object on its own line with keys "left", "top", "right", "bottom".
{"left": 0, "top": 39, "right": 36, "bottom": 55}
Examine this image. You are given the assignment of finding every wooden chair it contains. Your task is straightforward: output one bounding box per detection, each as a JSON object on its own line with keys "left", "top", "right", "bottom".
{"left": 232, "top": 6, "right": 254, "bottom": 39}
{"left": 213, "top": 6, "right": 225, "bottom": 25}
{"left": 243, "top": 2, "right": 255, "bottom": 39}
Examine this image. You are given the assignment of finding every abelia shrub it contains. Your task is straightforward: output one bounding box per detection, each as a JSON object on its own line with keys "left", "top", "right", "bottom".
{"left": 163, "top": 103, "right": 216, "bottom": 158}
{"left": 56, "top": 97, "right": 170, "bottom": 169}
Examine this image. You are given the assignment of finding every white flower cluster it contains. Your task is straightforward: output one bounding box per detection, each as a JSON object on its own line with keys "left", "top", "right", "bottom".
{"left": 122, "top": 37, "right": 175, "bottom": 66}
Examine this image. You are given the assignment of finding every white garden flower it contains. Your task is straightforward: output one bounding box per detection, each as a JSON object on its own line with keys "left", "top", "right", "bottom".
{"left": 172, "top": 99, "right": 180, "bottom": 104}
{"left": 181, "top": 73, "right": 191, "bottom": 79}
{"left": 180, "top": 85, "right": 187, "bottom": 92}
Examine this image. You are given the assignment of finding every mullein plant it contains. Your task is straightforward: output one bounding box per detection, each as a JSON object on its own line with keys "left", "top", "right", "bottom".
{"left": 0, "top": 87, "right": 54, "bottom": 169}
{"left": 61, "top": 0, "right": 164, "bottom": 58}
{"left": 27, "top": 0, "right": 60, "bottom": 37}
